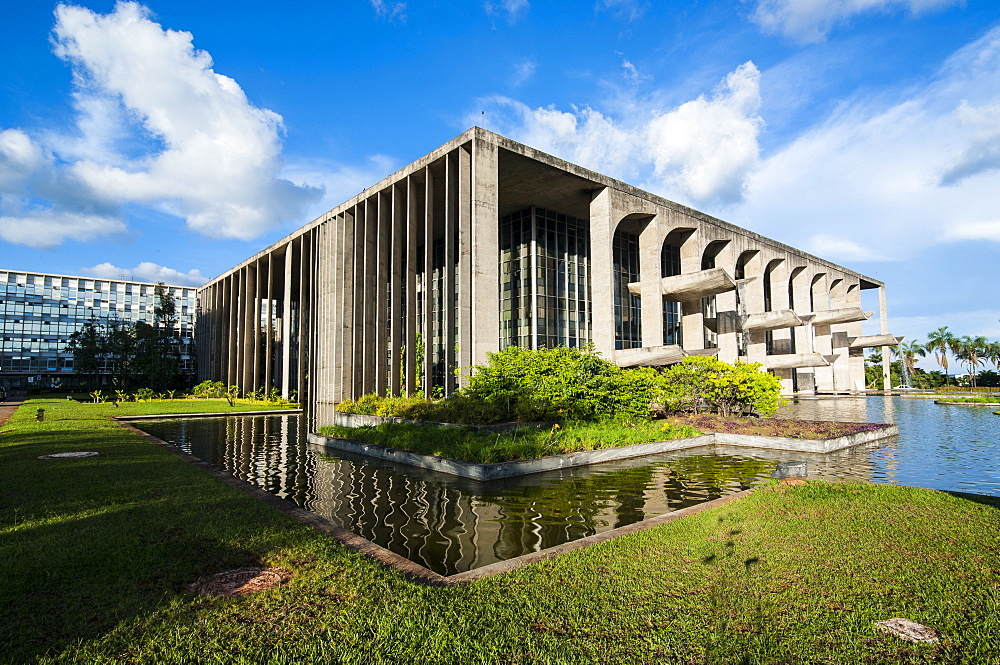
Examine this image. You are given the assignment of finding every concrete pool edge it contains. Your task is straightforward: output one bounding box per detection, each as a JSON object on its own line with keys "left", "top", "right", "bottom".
{"left": 307, "top": 424, "right": 899, "bottom": 480}
{"left": 112, "top": 415, "right": 763, "bottom": 586}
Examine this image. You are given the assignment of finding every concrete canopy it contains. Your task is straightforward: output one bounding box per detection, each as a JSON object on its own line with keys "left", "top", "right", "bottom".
{"left": 627, "top": 267, "right": 737, "bottom": 300}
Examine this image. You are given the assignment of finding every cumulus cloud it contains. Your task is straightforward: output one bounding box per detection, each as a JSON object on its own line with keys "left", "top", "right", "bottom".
{"left": 0, "top": 2, "right": 322, "bottom": 250}
{"left": 646, "top": 62, "right": 763, "bottom": 205}
{"left": 475, "top": 61, "right": 763, "bottom": 207}
{"left": 751, "top": 0, "right": 961, "bottom": 44}
{"left": 0, "top": 211, "right": 126, "bottom": 249}
{"left": 83, "top": 261, "right": 207, "bottom": 286}
{"left": 732, "top": 25, "right": 1000, "bottom": 258}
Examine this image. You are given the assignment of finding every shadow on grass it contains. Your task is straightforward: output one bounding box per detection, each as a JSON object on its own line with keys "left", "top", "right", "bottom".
{"left": 943, "top": 490, "right": 1000, "bottom": 508}
{"left": 1, "top": 493, "right": 270, "bottom": 662}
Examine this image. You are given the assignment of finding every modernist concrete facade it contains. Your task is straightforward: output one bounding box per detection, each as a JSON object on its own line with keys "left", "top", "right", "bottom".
{"left": 196, "top": 128, "right": 897, "bottom": 406}
{"left": 0, "top": 269, "right": 196, "bottom": 389}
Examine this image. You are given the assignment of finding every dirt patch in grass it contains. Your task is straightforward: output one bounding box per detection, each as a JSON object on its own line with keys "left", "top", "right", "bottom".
{"left": 662, "top": 413, "right": 888, "bottom": 439}
{"left": 188, "top": 567, "right": 292, "bottom": 597}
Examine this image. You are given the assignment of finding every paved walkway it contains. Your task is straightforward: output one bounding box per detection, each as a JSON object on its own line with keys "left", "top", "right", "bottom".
{"left": 0, "top": 392, "right": 26, "bottom": 429}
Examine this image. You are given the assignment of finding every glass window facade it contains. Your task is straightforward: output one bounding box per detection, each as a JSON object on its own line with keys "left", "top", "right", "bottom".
{"left": 613, "top": 230, "right": 641, "bottom": 350}
{"left": 661, "top": 243, "right": 682, "bottom": 346}
{"left": 499, "top": 207, "right": 591, "bottom": 350}
{"left": 0, "top": 270, "right": 197, "bottom": 388}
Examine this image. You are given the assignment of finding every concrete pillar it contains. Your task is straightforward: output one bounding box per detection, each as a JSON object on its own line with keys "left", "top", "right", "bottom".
{"left": 589, "top": 188, "right": 615, "bottom": 357}
{"left": 339, "top": 211, "right": 355, "bottom": 401}
{"left": 405, "top": 175, "right": 419, "bottom": 396}
{"left": 281, "top": 242, "right": 293, "bottom": 398}
{"left": 265, "top": 252, "right": 274, "bottom": 394}
{"left": 457, "top": 143, "right": 473, "bottom": 384}
{"left": 443, "top": 151, "right": 457, "bottom": 394}
{"left": 879, "top": 285, "right": 890, "bottom": 391}
{"left": 375, "top": 192, "right": 390, "bottom": 396}
{"left": 390, "top": 183, "right": 404, "bottom": 396}
{"left": 638, "top": 218, "right": 662, "bottom": 348}
{"left": 423, "top": 167, "right": 434, "bottom": 398}
{"left": 470, "top": 137, "right": 499, "bottom": 369}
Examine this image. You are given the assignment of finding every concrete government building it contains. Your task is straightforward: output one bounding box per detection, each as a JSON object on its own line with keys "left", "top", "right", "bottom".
{"left": 196, "top": 128, "right": 898, "bottom": 406}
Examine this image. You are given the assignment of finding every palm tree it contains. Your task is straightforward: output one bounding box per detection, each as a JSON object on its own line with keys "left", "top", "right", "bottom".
{"left": 987, "top": 340, "right": 1000, "bottom": 372}
{"left": 925, "top": 327, "right": 955, "bottom": 381}
{"left": 893, "top": 341, "right": 926, "bottom": 376}
{"left": 955, "top": 335, "right": 990, "bottom": 387}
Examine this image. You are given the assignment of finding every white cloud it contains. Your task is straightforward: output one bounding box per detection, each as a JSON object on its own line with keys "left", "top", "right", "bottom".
{"left": 751, "top": 0, "right": 961, "bottom": 44}
{"left": 0, "top": 211, "right": 125, "bottom": 249}
{"left": 83, "top": 261, "right": 207, "bottom": 286}
{"left": 370, "top": 0, "right": 407, "bottom": 22}
{"left": 485, "top": 0, "right": 530, "bottom": 24}
{"left": 510, "top": 59, "right": 537, "bottom": 87}
{"left": 0, "top": 2, "right": 322, "bottom": 250}
{"left": 645, "top": 62, "right": 763, "bottom": 205}
{"left": 733, "top": 25, "right": 1000, "bottom": 258}
{"left": 942, "top": 220, "right": 1000, "bottom": 242}
{"left": 475, "top": 61, "right": 763, "bottom": 207}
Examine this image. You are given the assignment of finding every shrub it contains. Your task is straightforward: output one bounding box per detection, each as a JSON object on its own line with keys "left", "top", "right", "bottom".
{"left": 658, "top": 356, "right": 783, "bottom": 417}
{"left": 191, "top": 380, "right": 227, "bottom": 398}
{"left": 461, "top": 345, "right": 659, "bottom": 423}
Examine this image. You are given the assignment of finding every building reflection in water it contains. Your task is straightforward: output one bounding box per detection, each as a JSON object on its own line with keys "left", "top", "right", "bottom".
{"left": 135, "top": 397, "right": 1000, "bottom": 574}
{"left": 139, "top": 414, "right": 777, "bottom": 575}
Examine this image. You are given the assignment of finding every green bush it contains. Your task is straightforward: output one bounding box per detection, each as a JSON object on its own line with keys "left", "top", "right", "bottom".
{"left": 658, "top": 356, "right": 783, "bottom": 417}
{"left": 461, "top": 345, "right": 659, "bottom": 423}
{"left": 190, "top": 380, "right": 227, "bottom": 399}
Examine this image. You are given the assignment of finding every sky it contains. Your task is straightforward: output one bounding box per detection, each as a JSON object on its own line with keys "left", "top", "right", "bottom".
{"left": 2, "top": 0, "right": 999, "bottom": 371}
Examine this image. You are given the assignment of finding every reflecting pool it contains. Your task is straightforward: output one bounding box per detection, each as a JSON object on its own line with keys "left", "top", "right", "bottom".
{"left": 134, "top": 396, "right": 1000, "bottom": 575}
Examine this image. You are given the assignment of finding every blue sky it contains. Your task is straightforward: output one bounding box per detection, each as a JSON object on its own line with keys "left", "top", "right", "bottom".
{"left": 2, "top": 0, "right": 999, "bottom": 369}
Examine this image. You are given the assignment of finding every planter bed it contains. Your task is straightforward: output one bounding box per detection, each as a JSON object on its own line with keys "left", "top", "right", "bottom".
{"left": 934, "top": 400, "right": 1000, "bottom": 406}
{"left": 308, "top": 417, "right": 898, "bottom": 480}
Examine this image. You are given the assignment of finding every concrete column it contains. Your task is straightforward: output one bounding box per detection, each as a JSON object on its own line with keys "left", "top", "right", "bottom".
{"left": 589, "top": 188, "right": 615, "bottom": 356}
{"left": 638, "top": 219, "right": 662, "bottom": 348}
{"left": 353, "top": 203, "right": 367, "bottom": 398}
{"left": 227, "top": 274, "right": 238, "bottom": 387}
{"left": 879, "top": 285, "right": 890, "bottom": 391}
{"left": 423, "top": 168, "right": 434, "bottom": 397}
{"left": 470, "top": 137, "right": 499, "bottom": 369}
{"left": 741, "top": 255, "right": 766, "bottom": 367}
{"left": 265, "top": 252, "right": 274, "bottom": 394}
{"left": 443, "top": 151, "right": 457, "bottom": 394}
{"left": 375, "top": 192, "right": 390, "bottom": 396}
{"left": 281, "top": 242, "right": 293, "bottom": 398}
{"left": 404, "top": 175, "right": 419, "bottom": 396}
{"left": 390, "top": 184, "right": 404, "bottom": 396}
{"left": 457, "top": 143, "right": 473, "bottom": 384}
{"left": 679, "top": 233, "right": 703, "bottom": 351}
{"left": 339, "top": 211, "right": 355, "bottom": 401}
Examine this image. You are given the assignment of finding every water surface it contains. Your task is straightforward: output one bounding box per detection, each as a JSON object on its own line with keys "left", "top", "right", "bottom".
{"left": 136, "top": 396, "right": 1000, "bottom": 574}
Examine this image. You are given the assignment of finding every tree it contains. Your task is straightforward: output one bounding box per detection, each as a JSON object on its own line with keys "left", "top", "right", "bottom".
{"left": 955, "top": 335, "right": 990, "bottom": 388}
{"left": 925, "top": 327, "right": 956, "bottom": 381}
{"left": 64, "top": 319, "right": 104, "bottom": 388}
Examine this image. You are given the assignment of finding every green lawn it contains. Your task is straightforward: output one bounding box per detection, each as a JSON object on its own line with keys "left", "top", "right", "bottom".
{"left": 2, "top": 397, "right": 999, "bottom": 664}
{"left": 318, "top": 420, "right": 703, "bottom": 464}
{"left": 935, "top": 396, "right": 1000, "bottom": 405}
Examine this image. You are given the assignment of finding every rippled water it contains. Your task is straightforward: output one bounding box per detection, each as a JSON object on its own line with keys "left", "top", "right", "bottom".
{"left": 776, "top": 395, "right": 1000, "bottom": 496}
{"left": 135, "top": 396, "right": 1000, "bottom": 574}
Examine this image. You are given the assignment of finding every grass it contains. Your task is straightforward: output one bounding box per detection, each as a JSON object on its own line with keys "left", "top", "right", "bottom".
{"left": 3, "top": 397, "right": 1000, "bottom": 663}
{"left": 318, "top": 420, "right": 704, "bottom": 464}
{"left": 663, "top": 413, "right": 889, "bottom": 440}
{"left": 935, "top": 396, "right": 1000, "bottom": 404}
